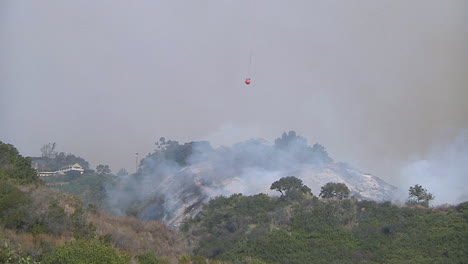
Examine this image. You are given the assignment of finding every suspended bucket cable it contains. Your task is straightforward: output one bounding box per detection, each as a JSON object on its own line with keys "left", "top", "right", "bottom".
{"left": 245, "top": 0, "right": 254, "bottom": 85}
{"left": 245, "top": 49, "right": 252, "bottom": 85}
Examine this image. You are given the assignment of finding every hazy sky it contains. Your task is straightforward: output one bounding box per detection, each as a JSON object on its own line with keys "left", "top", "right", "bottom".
{"left": 1, "top": 1, "right": 467, "bottom": 185}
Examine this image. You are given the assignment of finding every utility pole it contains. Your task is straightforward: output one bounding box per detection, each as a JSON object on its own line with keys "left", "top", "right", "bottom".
{"left": 135, "top": 152, "right": 139, "bottom": 174}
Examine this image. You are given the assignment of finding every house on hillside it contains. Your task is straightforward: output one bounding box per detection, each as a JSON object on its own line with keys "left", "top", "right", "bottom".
{"left": 36, "top": 163, "right": 85, "bottom": 177}
{"left": 37, "top": 171, "right": 57, "bottom": 177}
{"left": 56, "top": 163, "right": 85, "bottom": 175}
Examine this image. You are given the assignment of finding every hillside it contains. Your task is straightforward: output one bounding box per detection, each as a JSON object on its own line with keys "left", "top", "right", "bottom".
{"left": 2, "top": 139, "right": 467, "bottom": 263}
{"left": 182, "top": 192, "right": 468, "bottom": 264}
{"left": 0, "top": 141, "right": 186, "bottom": 264}
{"left": 106, "top": 132, "right": 397, "bottom": 228}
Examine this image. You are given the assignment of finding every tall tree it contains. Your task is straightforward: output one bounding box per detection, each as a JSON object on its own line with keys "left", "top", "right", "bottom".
{"left": 41, "top": 142, "right": 57, "bottom": 159}
{"left": 96, "top": 165, "right": 111, "bottom": 175}
{"left": 407, "top": 184, "right": 434, "bottom": 207}
{"left": 274, "top": 131, "right": 333, "bottom": 164}
{"left": 310, "top": 143, "right": 333, "bottom": 164}
{"left": 274, "top": 131, "right": 307, "bottom": 150}
{"left": 116, "top": 168, "right": 128, "bottom": 177}
{"left": 319, "top": 182, "right": 350, "bottom": 200}
{"left": 270, "top": 176, "right": 312, "bottom": 199}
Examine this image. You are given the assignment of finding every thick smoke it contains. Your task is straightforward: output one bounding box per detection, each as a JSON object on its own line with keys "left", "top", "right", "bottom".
{"left": 105, "top": 131, "right": 403, "bottom": 228}
{"left": 105, "top": 132, "right": 337, "bottom": 225}
{"left": 400, "top": 129, "right": 468, "bottom": 205}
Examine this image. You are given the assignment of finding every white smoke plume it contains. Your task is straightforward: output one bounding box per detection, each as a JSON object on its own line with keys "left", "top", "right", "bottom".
{"left": 400, "top": 129, "right": 468, "bottom": 205}
{"left": 105, "top": 130, "right": 396, "bottom": 228}
{"left": 105, "top": 132, "right": 327, "bottom": 219}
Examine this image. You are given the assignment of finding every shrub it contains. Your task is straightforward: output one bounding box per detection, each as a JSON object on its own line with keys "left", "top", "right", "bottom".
{"left": 0, "top": 141, "right": 39, "bottom": 184}
{"left": 178, "top": 253, "right": 191, "bottom": 264}
{"left": 41, "top": 240, "right": 128, "bottom": 264}
{"left": 0, "top": 180, "right": 31, "bottom": 229}
{"left": 192, "top": 255, "right": 207, "bottom": 264}
{"left": 0, "top": 242, "right": 39, "bottom": 264}
{"left": 136, "top": 252, "right": 162, "bottom": 264}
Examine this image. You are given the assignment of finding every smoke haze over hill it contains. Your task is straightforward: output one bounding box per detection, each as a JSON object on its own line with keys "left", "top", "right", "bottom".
{"left": 1, "top": 1, "right": 467, "bottom": 196}
{"left": 105, "top": 132, "right": 397, "bottom": 227}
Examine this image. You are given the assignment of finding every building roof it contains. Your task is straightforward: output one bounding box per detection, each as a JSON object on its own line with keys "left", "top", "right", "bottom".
{"left": 72, "top": 163, "right": 83, "bottom": 168}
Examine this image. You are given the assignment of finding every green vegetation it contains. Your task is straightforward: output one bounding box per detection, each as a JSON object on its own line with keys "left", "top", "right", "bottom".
{"left": 270, "top": 176, "right": 311, "bottom": 196}
{"left": 42, "top": 240, "right": 129, "bottom": 264}
{"left": 0, "top": 182, "right": 95, "bottom": 238}
{"left": 270, "top": 176, "right": 312, "bottom": 200}
{"left": 0, "top": 242, "right": 40, "bottom": 264}
{"left": 96, "top": 164, "right": 111, "bottom": 175}
{"left": 1, "top": 140, "right": 467, "bottom": 264}
{"left": 274, "top": 131, "right": 332, "bottom": 164}
{"left": 184, "top": 190, "right": 468, "bottom": 264}
{"left": 0, "top": 180, "right": 31, "bottom": 229}
{"left": 151, "top": 137, "right": 213, "bottom": 167}
{"left": 319, "top": 182, "right": 350, "bottom": 199}
{"left": 406, "top": 184, "right": 435, "bottom": 207}
{"left": 0, "top": 141, "right": 40, "bottom": 184}
{"left": 46, "top": 173, "right": 114, "bottom": 209}
{"left": 0, "top": 141, "right": 189, "bottom": 263}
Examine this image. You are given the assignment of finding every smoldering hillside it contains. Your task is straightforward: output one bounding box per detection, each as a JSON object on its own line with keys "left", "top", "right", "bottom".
{"left": 105, "top": 131, "right": 396, "bottom": 228}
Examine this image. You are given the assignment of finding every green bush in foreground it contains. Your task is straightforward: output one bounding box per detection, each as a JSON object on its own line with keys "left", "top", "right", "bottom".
{"left": 42, "top": 240, "right": 129, "bottom": 264}
{"left": 0, "top": 242, "right": 39, "bottom": 264}
{"left": 0, "top": 180, "right": 31, "bottom": 229}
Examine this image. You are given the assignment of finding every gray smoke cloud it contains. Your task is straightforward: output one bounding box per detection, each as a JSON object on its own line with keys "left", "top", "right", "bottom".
{"left": 1, "top": 1, "right": 467, "bottom": 196}
{"left": 105, "top": 131, "right": 397, "bottom": 228}
{"left": 105, "top": 128, "right": 468, "bottom": 228}
{"left": 105, "top": 132, "right": 330, "bottom": 222}
{"left": 400, "top": 129, "right": 468, "bottom": 205}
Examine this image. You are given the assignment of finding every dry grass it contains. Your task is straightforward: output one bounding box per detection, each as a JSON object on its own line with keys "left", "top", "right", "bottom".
{"left": 1, "top": 228, "right": 69, "bottom": 258}
{"left": 89, "top": 212, "right": 186, "bottom": 259}
{"left": 18, "top": 184, "right": 82, "bottom": 216}
{"left": 8, "top": 183, "right": 189, "bottom": 263}
{"left": 0, "top": 184, "right": 83, "bottom": 257}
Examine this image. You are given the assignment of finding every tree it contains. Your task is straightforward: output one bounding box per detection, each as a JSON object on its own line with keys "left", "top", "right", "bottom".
{"left": 310, "top": 143, "right": 333, "bottom": 164}
{"left": 116, "top": 168, "right": 128, "bottom": 177}
{"left": 0, "top": 141, "right": 39, "bottom": 184}
{"left": 152, "top": 137, "right": 212, "bottom": 167}
{"left": 96, "top": 165, "right": 111, "bottom": 175}
{"left": 319, "top": 182, "right": 350, "bottom": 200}
{"left": 273, "top": 131, "right": 333, "bottom": 165}
{"left": 274, "top": 131, "right": 307, "bottom": 150}
{"left": 270, "top": 176, "right": 312, "bottom": 199}
{"left": 54, "top": 152, "right": 90, "bottom": 170}
{"left": 41, "top": 143, "right": 57, "bottom": 159}
{"left": 155, "top": 137, "right": 169, "bottom": 151}
{"left": 406, "top": 184, "right": 434, "bottom": 207}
